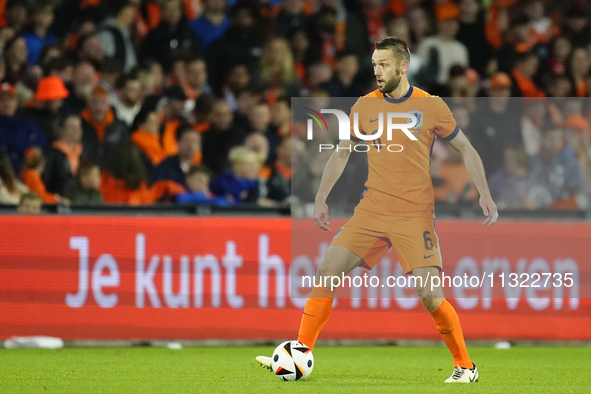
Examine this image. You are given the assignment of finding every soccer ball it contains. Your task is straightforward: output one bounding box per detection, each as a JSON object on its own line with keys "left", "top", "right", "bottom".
{"left": 271, "top": 340, "right": 314, "bottom": 381}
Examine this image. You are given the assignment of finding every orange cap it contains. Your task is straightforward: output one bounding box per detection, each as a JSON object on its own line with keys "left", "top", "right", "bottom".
{"left": 436, "top": 1, "right": 460, "bottom": 22}
{"left": 564, "top": 114, "right": 590, "bottom": 132}
{"left": 35, "top": 76, "right": 69, "bottom": 101}
{"left": 490, "top": 73, "right": 512, "bottom": 88}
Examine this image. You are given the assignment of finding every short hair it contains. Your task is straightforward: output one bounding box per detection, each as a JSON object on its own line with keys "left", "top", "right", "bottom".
{"left": 228, "top": 146, "right": 261, "bottom": 164}
{"left": 515, "top": 51, "right": 538, "bottom": 64}
{"left": 177, "top": 125, "right": 200, "bottom": 141}
{"left": 375, "top": 37, "right": 411, "bottom": 62}
{"left": 335, "top": 50, "right": 357, "bottom": 62}
{"left": 117, "top": 71, "right": 140, "bottom": 89}
{"left": 78, "top": 161, "right": 99, "bottom": 179}
{"left": 19, "top": 192, "right": 42, "bottom": 206}
{"left": 187, "top": 165, "right": 212, "bottom": 178}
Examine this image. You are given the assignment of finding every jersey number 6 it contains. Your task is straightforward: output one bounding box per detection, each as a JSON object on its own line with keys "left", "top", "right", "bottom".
{"left": 423, "top": 231, "right": 434, "bottom": 251}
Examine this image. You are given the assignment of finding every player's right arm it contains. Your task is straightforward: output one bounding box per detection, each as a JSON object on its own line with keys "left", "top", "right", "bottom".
{"left": 313, "top": 139, "right": 357, "bottom": 231}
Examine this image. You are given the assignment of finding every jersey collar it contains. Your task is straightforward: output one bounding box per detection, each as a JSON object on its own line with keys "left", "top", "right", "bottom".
{"left": 383, "top": 85, "right": 413, "bottom": 103}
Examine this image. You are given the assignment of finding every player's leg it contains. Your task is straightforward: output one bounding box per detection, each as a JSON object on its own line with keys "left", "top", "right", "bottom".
{"left": 256, "top": 245, "right": 363, "bottom": 369}
{"left": 297, "top": 245, "right": 363, "bottom": 350}
{"left": 388, "top": 217, "right": 477, "bottom": 382}
{"left": 413, "top": 266, "right": 478, "bottom": 383}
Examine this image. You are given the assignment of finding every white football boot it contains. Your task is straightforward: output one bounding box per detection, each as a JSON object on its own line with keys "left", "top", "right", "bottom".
{"left": 445, "top": 363, "right": 479, "bottom": 383}
{"left": 255, "top": 355, "right": 272, "bottom": 370}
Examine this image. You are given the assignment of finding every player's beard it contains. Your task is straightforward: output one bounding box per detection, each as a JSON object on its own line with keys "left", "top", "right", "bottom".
{"left": 378, "top": 66, "right": 402, "bottom": 94}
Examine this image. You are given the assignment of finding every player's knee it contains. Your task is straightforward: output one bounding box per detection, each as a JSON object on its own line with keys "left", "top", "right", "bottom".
{"left": 419, "top": 296, "right": 444, "bottom": 313}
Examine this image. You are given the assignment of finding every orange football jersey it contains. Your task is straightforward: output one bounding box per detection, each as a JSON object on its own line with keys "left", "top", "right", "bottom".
{"left": 348, "top": 86, "right": 459, "bottom": 217}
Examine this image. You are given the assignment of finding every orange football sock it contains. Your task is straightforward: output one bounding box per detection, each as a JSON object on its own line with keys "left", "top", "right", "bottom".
{"left": 430, "top": 299, "right": 472, "bottom": 369}
{"left": 297, "top": 287, "right": 334, "bottom": 350}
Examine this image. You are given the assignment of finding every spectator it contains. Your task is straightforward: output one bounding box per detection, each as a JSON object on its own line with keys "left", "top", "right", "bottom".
{"left": 64, "top": 162, "right": 104, "bottom": 205}
{"left": 130, "top": 109, "right": 167, "bottom": 171}
{"left": 22, "top": 2, "right": 58, "bottom": 65}
{"left": 260, "top": 37, "right": 301, "bottom": 103}
{"left": 524, "top": 0, "right": 558, "bottom": 42}
{"left": 175, "top": 165, "right": 231, "bottom": 205}
{"left": 3, "top": 0, "right": 28, "bottom": 33}
{"left": 221, "top": 63, "right": 251, "bottom": 112}
{"left": 80, "top": 85, "right": 128, "bottom": 165}
{"left": 0, "top": 82, "right": 45, "bottom": 173}
{"left": 548, "top": 36, "right": 571, "bottom": 75}
{"left": 206, "top": 0, "right": 264, "bottom": 93}
{"left": 0, "top": 153, "right": 29, "bottom": 205}
{"left": 416, "top": 2, "right": 468, "bottom": 88}
{"left": 489, "top": 146, "right": 552, "bottom": 210}
{"left": 386, "top": 18, "right": 422, "bottom": 85}
{"left": 17, "top": 192, "right": 42, "bottom": 214}
{"left": 305, "top": 63, "right": 332, "bottom": 93}
{"left": 63, "top": 62, "right": 98, "bottom": 115}
{"left": 232, "top": 86, "right": 258, "bottom": 131}
{"left": 97, "top": 58, "right": 123, "bottom": 103}
{"left": 192, "top": 92, "right": 216, "bottom": 132}
{"left": 190, "top": 0, "right": 231, "bottom": 51}
{"left": 21, "top": 147, "right": 64, "bottom": 204}
{"left": 3, "top": 35, "right": 29, "bottom": 85}
{"left": 563, "top": 114, "right": 591, "bottom": 186}
{"left": 150, "top": 126, "right": 202, "bottom": 188}
{"left": 433, "top": 143, "right": 478, "bottom": 205}
{"left": 546, "top": 73, "right": 573, "bottom": 98}
{"left": 43, "top": 114, "right": 82, "bottom": 195}
{"left": 140, "top": 0, "right": 202, "bottom": 72}
{"left": 567, "top": 47, "right": 591, "bottom": 98}
{"left": 113, "top": 72, "right": 142, "bottom": 127}
{"left": 456, "top": 0, "right": 493, "bottom": 76}
{"left": 497, "top": 14, "right": 547, "bottom": 75}
{"left": 274, "top": 0, "right": 309, "bottom": 38}
{"left": 184, "top": 56, "right": 213, "bottom": 102}
{"left": 261, "top": 135, "right": 291, "bottom": 204}
{"left": 320, "top": 50, "right": 364, "bottom": 98}
{"left": 209, "top": 146, "right": 261, "bottom": 204}
{"left": 529, "top": 124, "right": 589, "bottom": 209}
{"left": 270, "top": 98, "right": 290, "bottom": 138}
{"left": 26, "top": 75, "right": 69, "bottom": 142}
{"left": 97, "top": 1, "right": 138, "bottom": 72}
{"left": 151, "top": 85, "right": 192, "bottom": 157}
{"left": 510, "top": 51, "right": 545, "bottom": 97}
{"left": 407, "top": 6, "right": 431, "bottom": 49}
{"left": 77, "top": 32, "right": 105, "bottom": 70}
{"left": 101, "top": 142, "right": 184, "bottom": 205}
{"left": 43, "top": 56, "right": 73, "bottom": 85}
{"left": 288, "top": 29, "right": 309, "bottom": 81}
{"left": 562, "top": 6, "right": 591, "bottom": 47}
{"left": 202, "top": 100, "right": 236, "bottom": 174}
{"left": 469, "top": 73, "right": 521, "bottom": 177}
{"left": 137, "top": 59, "right": 164, "bottom": 98}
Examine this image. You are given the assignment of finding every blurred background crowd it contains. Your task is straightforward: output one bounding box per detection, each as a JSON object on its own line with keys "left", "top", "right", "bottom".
{"left": 0, "top": 0, "right": 590, "bottom": 212}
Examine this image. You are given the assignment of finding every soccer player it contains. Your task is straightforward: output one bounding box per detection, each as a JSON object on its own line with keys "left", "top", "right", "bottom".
{"left": 257, "top": 37, "right": 498, "bottom": 383}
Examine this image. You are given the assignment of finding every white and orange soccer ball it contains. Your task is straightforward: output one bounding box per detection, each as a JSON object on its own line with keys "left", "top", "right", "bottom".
{"left": 271, "top": 340, "right": 314, "bottom": 381}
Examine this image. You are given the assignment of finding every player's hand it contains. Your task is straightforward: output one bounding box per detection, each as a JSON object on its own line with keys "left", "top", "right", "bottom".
{"left": 313, "top": 200, "right": 331, "bottom": 231}
{"left": 480, "top": 195, "right": 498, "bottom": 226}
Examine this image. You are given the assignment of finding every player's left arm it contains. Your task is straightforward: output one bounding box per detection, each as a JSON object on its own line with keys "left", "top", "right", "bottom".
{"left": 446, "top": 130, "right": 499, "bottom": 226}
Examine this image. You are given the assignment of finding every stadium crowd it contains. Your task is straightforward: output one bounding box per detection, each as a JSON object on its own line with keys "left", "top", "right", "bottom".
{"left": 0, "top": 0, "right": 590, "bottom": 210}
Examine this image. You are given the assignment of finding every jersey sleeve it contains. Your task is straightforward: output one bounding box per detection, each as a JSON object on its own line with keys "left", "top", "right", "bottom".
{"left": 433, "top": 97, "right": 459, "bottom": 141}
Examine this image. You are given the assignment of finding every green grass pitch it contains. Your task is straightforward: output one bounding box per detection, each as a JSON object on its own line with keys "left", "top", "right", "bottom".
{"left": 0, "top": 346, "right": 589, "bottom": 393}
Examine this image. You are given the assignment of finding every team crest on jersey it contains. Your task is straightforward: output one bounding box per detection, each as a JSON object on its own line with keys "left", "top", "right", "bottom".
{"left": 408, "top": 110, "right": 423, "bottom": 134}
